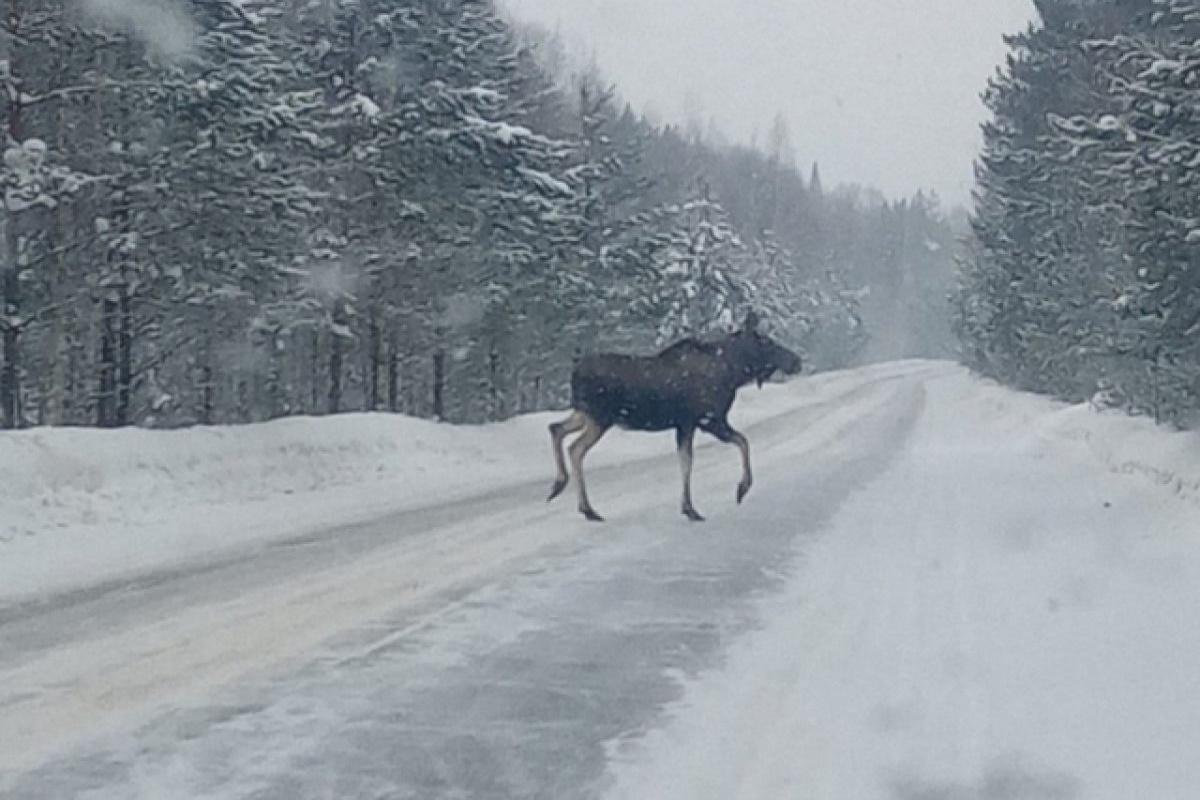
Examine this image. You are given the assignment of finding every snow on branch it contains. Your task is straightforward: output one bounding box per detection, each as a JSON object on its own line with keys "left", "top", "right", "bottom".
{"left": 3, "top": 139, "right": 108, "bottom": 212}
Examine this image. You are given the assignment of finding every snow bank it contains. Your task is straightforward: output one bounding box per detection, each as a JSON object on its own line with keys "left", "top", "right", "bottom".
{"left": 933, "top": 370, "right": 1200, "bottom": 509}
{"left": 0, "top": 412, "right": 560, "bottom": 602}
{"left": 1040, "top": 404, "right": 1200, "bottom": 506}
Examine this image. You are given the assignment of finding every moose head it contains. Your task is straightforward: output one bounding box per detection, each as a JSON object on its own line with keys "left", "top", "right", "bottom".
{"left": 731, "top": 311, "right": 803, "bottom": 387}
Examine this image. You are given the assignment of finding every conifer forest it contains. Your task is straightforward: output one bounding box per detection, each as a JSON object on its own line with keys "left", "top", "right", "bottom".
{"left": 958, "top": 0, "right": 1200, "bottom": 424}
{"left": 13, "top": 0, "right": 1200, "bottom": 430}
{"left": 0, "top": 0, "right": 961, "bottom": 430}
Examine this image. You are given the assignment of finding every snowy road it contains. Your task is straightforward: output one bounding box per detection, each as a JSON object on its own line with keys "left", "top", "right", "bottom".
{"left": 4, "top": 363, "right": 1200, "bottom": 799}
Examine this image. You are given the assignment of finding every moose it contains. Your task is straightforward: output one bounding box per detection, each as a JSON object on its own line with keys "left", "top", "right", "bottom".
{"left": 547, "top": 312, "right": 803, "bottom": 522}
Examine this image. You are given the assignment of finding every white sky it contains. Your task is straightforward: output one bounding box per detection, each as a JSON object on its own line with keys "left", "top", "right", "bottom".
{"left": 503, "top": 0, "right": 1036, "bottom": 208}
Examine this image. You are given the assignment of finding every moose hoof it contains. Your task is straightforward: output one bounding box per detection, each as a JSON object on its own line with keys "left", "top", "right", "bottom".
{"left": 736, "top": 483, "right": 751, "bottom": 504}
{"left": 547, "top": 478, "right": 567, "bottom": 502}
{"left": 682, "top": 508, "right": 706, "bottom": 523}
{"left": 581, "top": 507, "right": 605, "bottom": 523}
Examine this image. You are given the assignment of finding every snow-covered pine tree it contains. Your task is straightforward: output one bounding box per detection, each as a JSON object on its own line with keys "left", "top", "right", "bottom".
{"left": 130, "top": 0, "right": 319, "bottom": 425}
{"left": 549, "top": 75, "right": 672, "bottom": 361}
{"left": 1059, "top": 0, "right": 1200, "bottom": 420}
{"left": 961, "top": 5, "right": 1077, "bottom": 390}
{"left": 274, "top": 0, "right": 416, "bottom": 415}
{"left": 408, "top": 0, "right": 576, "bottom": 421}
{"left": 960, "top": 0, "right": 1200, "bottom": 420}
{"left": 958, "top": 0, "right": 1136, "bottom": 399}
{"left": 647, "top": 180, "right": 755, "bottom": 344}
{"left": 1, "top": 2, "right": 110, "bottom": 428}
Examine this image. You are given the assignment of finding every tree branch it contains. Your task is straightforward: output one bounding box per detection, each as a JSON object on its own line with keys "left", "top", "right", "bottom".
{"left": 19, "top": 80, "right": 170, "bottom": 108}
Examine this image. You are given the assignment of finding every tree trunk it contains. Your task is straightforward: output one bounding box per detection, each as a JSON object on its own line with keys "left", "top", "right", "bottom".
{"left": 0, "top": 234, "right": 20, "bottom": 429}
{"left": 1, "top": 0, "right": 24, "bottom": 429}
{"left": 432, "top": 350, "right": 445, "bottom": 421}
{"left": 199, "top": 353, "right": 215, "bottom": 426}
{"left": 64, "top": 311, "right": 81, "bottom": 425}
{"left": 265, "top": 335, "right": 284, "bottom": 419}
{"left": 488, "top": 347, "right": 500, "bottom": 419}
{"left": 309, "top": 327, "right": 320, "bottom": 414}
{"left": 43, "top": 96, "right": 72, "bottom": 426}
{"left": 44, "top": 255, "right": 68, "bottom": 426}
{"left": 236, "top": 377, "right": 250, "bottom": 423}
{"left": 115, "top": 283, "right": 133, "bottom": 426}
{"left": 365, "top": 310, "right": 381, "bottom": 412}
{"left": 0, "top": 323, "right": 18, "bottom": 429}
{"left": 95, "top": 296, "right": 118, "bottom": 427}
{"left": 328, "top": 316, "right": 344, "bottom": 415}
{"left": 387, "top": 329, "right": 401, "bottom": 413}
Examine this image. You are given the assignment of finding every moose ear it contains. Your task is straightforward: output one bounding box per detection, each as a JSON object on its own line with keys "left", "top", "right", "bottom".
{"left": 743, "top": 310, "right": 761, "bottom": 332}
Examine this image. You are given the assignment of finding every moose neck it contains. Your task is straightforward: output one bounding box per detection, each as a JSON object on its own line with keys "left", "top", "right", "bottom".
{"left": 716, "top": 334, "right": 765, "bottom": 389}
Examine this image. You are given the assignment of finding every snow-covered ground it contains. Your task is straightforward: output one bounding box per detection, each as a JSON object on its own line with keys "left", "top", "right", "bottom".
{"left": 4, "top": 361, "right": 1200, "bottom": 798}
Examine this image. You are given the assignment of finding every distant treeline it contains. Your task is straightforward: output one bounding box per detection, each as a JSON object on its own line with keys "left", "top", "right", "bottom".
{"left": 957, "top": 0, "right": 1200, "bottom": 423}
{"left": 1, "top": 0, "right": 960, "bottom": 429}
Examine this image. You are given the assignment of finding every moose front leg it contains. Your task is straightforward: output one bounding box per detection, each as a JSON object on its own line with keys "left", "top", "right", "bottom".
{"left": 676, "top": 425, "right": 704, "bottom": 522}
{"left": 568, "top": 416, "right": 610, "bottom": 521}
{"left": 731, "top": 429, "right": 753, "bottom": 503}
{"left": 703, "top": 419, "right": 753, "bottom": 504}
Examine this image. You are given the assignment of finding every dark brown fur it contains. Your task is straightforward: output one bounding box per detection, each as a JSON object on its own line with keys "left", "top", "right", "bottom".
{"left": 547, "top": 312, "right": 802, "bottom": 521}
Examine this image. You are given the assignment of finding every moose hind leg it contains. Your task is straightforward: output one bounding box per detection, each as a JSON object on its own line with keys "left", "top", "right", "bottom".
{"left": 704, "top": 420, "right": 753, "bottom": 504}
{"left": 677, "top": 426, "right": 704, "bottom": 522}
{"left": 568, "top": 417, "right": 609, "bottom": 521}
{"left": 548, "top": 410, "right": 586, "bottom": 502}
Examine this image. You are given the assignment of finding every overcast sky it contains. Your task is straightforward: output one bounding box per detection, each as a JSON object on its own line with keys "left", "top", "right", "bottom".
{"left": 503, "top": 0, "right": 1035, "bottom": 208}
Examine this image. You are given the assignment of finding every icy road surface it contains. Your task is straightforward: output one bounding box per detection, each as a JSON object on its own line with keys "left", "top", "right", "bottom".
{"left": 3, "top": 362, "right": 1200, "bottom": 799}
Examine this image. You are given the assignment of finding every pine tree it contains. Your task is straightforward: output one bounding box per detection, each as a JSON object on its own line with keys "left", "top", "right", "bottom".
{"left": 1, "top": 1, "right": 153, "bottom": 428}
{"left": 648, "top": 180, "right": 754, "bottom": 343}
{"left": 1053, "top": 0, "right": 1200, "bottom": 418}
{"left": 958, "top": 0, "right": 1137, "bottom": 398}
{"left": 952, "top": 0, "right": 1200, "bottom": 420}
